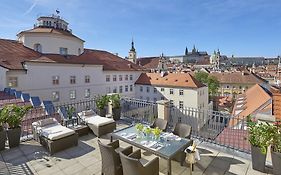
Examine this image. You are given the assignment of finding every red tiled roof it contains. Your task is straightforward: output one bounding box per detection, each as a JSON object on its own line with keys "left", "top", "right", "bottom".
{"left": 0, "top": 39, "right": 143, "bottom": 71}
{"left": 136, "top": 57, "right": 160, "bottom": 69}
{"left": 210, "top": 71, "right": 266, "bottom": 84}
{"left": 135, "top": 72, "right": 205, "bottom": 88}
{"left": 0, "top": 39, "right": 41, "bottom": 70}
{"left": 17, "top": 28, "right": 84, "bottom": 42}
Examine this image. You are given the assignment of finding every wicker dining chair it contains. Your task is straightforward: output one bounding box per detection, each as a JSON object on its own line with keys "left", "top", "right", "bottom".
{"left": 120, "top": 149, "right": 159, "bottom": 175}
{"left": 98, "top": 140, "right": 133, "bottom": 175}
{"left": 172, "top": 123, "right": 193, "bottom": 166}
{"left": 150, "top": 118, "right": 168, "bottom": 131}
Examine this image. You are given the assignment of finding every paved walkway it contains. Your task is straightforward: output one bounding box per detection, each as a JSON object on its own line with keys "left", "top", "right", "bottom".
{"left": 0, "top": 125, "right": 273, "bottom": 175}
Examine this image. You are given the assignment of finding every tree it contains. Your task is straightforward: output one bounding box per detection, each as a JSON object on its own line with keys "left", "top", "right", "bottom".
{"left": 207, "top": 76, "right": 219, "bottom": 95}
{"left": 194, "top": 71, "right": 209, "bottom": 84}
{"left": 195, "top": 71, "right": 219, "bottom": 96}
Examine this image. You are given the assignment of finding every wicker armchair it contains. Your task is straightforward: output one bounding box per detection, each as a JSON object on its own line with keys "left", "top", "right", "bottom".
{"left": 120, "top": 149, "right": 159, "bottom": 175}
{"left": 172, "top": 123, "right": 192, "bottom": 165}
{"left": 150, "top": 118, "right": 168, "bottom": 131}
{"left": 98, "top": 140, "right": 133, "bottom": 175}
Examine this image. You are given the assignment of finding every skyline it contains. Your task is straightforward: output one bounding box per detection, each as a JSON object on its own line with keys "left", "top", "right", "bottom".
{"left": 1, "top": 0, "right": 281, "bottom": 58}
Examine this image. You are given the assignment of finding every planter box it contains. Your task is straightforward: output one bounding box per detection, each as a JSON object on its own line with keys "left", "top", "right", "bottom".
{"left": 7, "top": 127, "right": 21, "bottom": 148}
{"left": 112, "top": 108, "right": 121, "bottom": 120}
{"left": 98, "top": 109, "right": 106, "bottom": 117}
{"left": 271, "top": 149, "right": 281, "bottom": 175}
{"left": 251, "top": 145, "right": 266, "bottom": 172}
{"left": 0, "top": 130, "right": 6, "bottom": 151}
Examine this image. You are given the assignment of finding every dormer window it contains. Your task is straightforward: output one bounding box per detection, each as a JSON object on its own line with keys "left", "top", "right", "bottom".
{"left": 59, "top": 47, "right": 68, "bottom": 55}
{"left": 34, "top": 43, "right": 42, "bottom": 52}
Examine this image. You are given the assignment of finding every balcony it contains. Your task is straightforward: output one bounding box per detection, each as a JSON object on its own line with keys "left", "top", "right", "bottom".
{"left": 0, "top": 96, "right": 274, "bottom": 174}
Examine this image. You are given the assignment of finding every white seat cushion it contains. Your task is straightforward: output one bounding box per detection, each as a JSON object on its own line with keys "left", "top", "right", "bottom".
{"left": 40, "top": 124, "right": 75, "bottom": 141}
{"left": 85, "top": 115, "right": 115, "bottom": 127}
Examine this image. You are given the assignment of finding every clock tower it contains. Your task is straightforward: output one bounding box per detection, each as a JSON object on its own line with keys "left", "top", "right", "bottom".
{"left": 128, "top": 40, "right": 137, "bottom": 63}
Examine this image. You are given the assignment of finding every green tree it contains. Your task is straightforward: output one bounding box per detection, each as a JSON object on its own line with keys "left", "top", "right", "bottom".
{"left": 194, "top": 71, "right": 209, "bottom": 84}
{"left": 195, "top": 71, "right": 219, "bottom": 96}
{"left": 207, "top": 76, "right": 219, "bottom": 95}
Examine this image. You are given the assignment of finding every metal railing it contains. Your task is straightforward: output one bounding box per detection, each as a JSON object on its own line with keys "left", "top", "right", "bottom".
{"left": 120, "top": 97, "right": 158, "bottom": 124}
{"left": 169, "top": 105, "right": 250, "bottom": 153}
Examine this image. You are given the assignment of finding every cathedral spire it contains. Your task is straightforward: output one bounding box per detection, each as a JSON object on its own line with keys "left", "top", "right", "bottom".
{"left": 130, "top": 38, "right": 135, "bottom": 52}
{"left": 185, "top": 47, "right": 188, "bottom": 55}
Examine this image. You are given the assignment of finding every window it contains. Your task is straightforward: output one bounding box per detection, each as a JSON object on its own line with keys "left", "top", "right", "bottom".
{"left": 170, "top": 89, "right": 174, "bottom": 95}
{"left": 125, "top": 85, "right": 128, "bottom": 92}
{"left": 140, "top": 96, "right": 143, "bottom": 99}
{"left": 170, "top": 100, "right": 174, "bottom": 105}
{"left": 239, "top": 86, "right": 242, "bottom": 89}
{"left": 161, "top": 88, "right": 164, "bottom": 92}
{"left": 113, "top": 87, "right": 117, "bottom": 93}
{"left": 125, "top": 75, "right": 129, "bottom": 81}
{"left": 59, "top": 47, "right": 68, "bottom": 55}
{"left": 226, "top": 85, "right": 229, "bottom": 89}
{"left": 119, "top": 75, "right": 123, "bottom": 81}
{"left": 130, "top": 75, "right": 133, "bottom": 80}
{"left": 78, "top": 48, "right": 81, "bottom": 55}
{"left": 161, "top": 97, "right": 165, "bottom": 100}
{"left": 52, "top": 76, "right": 59, "bottom": 85}
{"left": 179, "top": 89, "right": 184, "bottom": 96}
{"left": 70, "top": 76, "right": 76, "bottom": 84}
{"left": 85, "top": 75, "right": 90, "bottom": 83}
{"left": 106, "top": 87, "right": 111, "bottom": 93}
{"left": 179, "top": 101, "right": 184, "bottom": 109}
{"left": 146, "top": 97, "right": 150, "bottom": 101}
{"left": 146, "top": 87, "right": 150, "bottom": 93}
{"left": 34, "top": 43, "right": 42, "bottom": 52}
{"left": 106, "top": 75, "right": 110, "bottom": 82}
{"left": 130, "top": 85, "right": 133, "bottom": 92}
{"left": 113, "top": 75, "right": 117, "bottom": 81}
{"left": 69, "top": 90, "right": 76, "bottom": 100}
{"left": 85, "top": 89, "right": 90, "bottom": 98}
{"left": 8, "top": 77, "right": 18, "bottom": 87}
{"left": 154, "top": 88, "right": 157, "bottom": 93}
{"left": 140, "top": 86, "right": 143, "bottom": 92}
{"left": 119, "top": 86, "right": 123, "bottom": 93}
{"left": 52, "top": 91, "right": 59, "bottom": 102}
{"left": 154, "top": 98, "right": 157, "bottom": 102}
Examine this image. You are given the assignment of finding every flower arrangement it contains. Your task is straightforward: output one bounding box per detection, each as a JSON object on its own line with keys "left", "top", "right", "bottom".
{"left": 135, "top": 123, "right": 144, "bottom": 132}
{"left": 152, "top": 127, "right": 162, "bottom": 139}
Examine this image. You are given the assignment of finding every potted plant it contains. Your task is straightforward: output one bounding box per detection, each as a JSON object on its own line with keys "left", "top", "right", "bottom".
{"left": 269, "top": 121, "right": 281, "bottom": 175}
{"left": 95, "top": 95, "right": 109, "bottom": 117}
{"left": 110, "top": 94, "right": 121, "bottom": 120}
{"left": 0, "top": 109, "right": 6, "bottom": 151}
{"left": 1, "top": 105, "right": 31, "bottom": 148}
{"left": 247, "top": 116, "right": 271, "bottom": 172}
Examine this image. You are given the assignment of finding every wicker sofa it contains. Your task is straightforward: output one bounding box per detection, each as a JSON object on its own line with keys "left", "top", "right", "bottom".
{"left": 78, "top": 110, "right": 116, "bottom": 137}
{"left": 32, "top": 118, "right": 78, "bottom": 155}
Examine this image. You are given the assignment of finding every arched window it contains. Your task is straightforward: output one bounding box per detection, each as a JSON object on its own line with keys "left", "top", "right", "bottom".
{"left": 34, "top": 43, "right": 42, "bottom": 52}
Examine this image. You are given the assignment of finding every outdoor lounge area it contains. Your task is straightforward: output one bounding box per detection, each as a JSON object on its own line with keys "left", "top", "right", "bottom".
{"left": 0, "top": 121, "right": 273, "bottom": 175}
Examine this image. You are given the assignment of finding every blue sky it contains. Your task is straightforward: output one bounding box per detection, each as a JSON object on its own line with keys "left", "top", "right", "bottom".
{"left": 1, "top": 0, "right": 281, "bottom": 57}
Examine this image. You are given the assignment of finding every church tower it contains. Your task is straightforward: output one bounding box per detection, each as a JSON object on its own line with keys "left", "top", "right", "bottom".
{"left": 128, "top": 39, "right": 137, "bottom": 63}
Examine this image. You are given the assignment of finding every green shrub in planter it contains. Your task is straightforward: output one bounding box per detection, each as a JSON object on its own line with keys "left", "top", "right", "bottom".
{"left": 95, "top": 95, "right": 109, "bottom": 117}
{"left": 268, "top": 121, "right": 281, "bottom": 175}
{"left": 1, "top": 105, "right": 31, "bottom": 148}
{"left": 247, "top": 116, "right": 271, "bottom": 172}
{"left": 110, "top": 94, "right": 121, "bottom": 120}
{"left": 0, "top": 109, "right": 6, "bottom": 151}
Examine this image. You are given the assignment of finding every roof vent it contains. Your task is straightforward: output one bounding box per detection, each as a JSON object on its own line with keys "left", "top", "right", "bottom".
{"left": 175, "top": 79, "right": 178, "bottom": 82}
{"left": 156, "top": 78, "right": 159, "bottom": 80}
{"left": 165, "top": 78, "right": 168, "bottom": 81}
{"left": 185, "top": 80, "right": 188, "bottom": 82}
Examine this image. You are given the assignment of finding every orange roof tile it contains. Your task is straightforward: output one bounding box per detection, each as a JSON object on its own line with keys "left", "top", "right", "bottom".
{"left": 135, "top": 72, "right": 205, "bottom": 88}
{"left": 210, "top": 71, "right": 266, "bottom": 84}
{"left": 231, "top": 84, "right": 272, "bottom": 125}
{"left": 136, "top": 57, "right": 160, "bottom": 69}
{"left": 0, "top": 39, "right": 143, "bottom": 71}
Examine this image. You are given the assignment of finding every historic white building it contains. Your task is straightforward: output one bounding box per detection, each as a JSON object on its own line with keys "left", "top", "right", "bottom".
{"left": 0, "top": 14, "right": 143, "bottom": 103}
{"left": 135, "top": 72, "right": 209, "bottom": 110}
